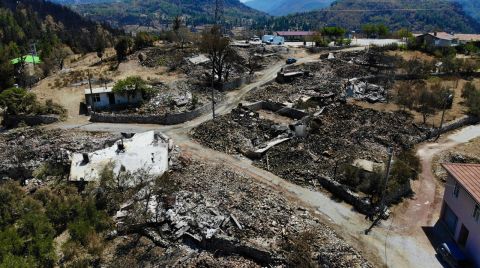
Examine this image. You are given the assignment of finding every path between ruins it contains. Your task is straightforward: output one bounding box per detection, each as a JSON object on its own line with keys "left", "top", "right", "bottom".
{"left": 49, "top": 47, "right": 480, "bottom": 268}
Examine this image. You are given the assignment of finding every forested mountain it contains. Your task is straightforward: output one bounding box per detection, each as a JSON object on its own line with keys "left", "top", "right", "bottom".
{"left": 265, "top": 0, "right": 480, "bottom": 33}
{"left": 68, "top": 0, "right": 267, "bottom": 28}
{"left": 453, "top": 0, "right": 480, "bottom": 22}
{"left": 0, "top": 0, "right": 118, "bottom": 89}
{"left": 244, "top": 0, "right": 333, "bottom": 16}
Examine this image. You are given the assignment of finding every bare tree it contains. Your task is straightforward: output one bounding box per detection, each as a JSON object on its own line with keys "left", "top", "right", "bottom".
{"left": 199, "top": 25, "right": 230, "bottom": 118}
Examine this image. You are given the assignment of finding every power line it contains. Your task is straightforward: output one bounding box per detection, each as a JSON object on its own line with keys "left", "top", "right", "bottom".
{"left": 315, "top": 8, "right": 450, "bottom": 12}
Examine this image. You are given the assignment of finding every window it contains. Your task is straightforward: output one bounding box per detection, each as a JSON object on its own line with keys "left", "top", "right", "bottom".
{"left": 453, "top": 182, "right": 460, "bottom": 198}
{"left": 92, "top": 94, "right": 101, "bottom": 103}
{"left": 474, "top": 205, "right": 480, "bottom": 222}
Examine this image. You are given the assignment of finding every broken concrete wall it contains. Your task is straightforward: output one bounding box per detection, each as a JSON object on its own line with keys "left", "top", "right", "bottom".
{"left": 316, "top": 176, "right": 371, "bottom": 214}
{"left": 427, "top": 115, "right": 479, "bottom": 140}
{"left": 90, "top": 103, "right": 213, "bottom": 125}
{"left": 2, "top": 114, "right": 60, "bottom": 128}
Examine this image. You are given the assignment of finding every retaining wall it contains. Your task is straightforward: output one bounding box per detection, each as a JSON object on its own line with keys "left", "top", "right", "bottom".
{"left": 3, "top": 114, "right": 60, "bottom": 128}
{"left": 90, "top": 103, "right": 213, "bottom": 125}
{"left": 411, "top": 115, "right": 480, "bottom": 144}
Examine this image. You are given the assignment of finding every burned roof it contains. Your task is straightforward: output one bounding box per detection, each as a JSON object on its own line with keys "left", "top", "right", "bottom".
{"left": 442, "top": 163, "right": 480, "bottom": 204}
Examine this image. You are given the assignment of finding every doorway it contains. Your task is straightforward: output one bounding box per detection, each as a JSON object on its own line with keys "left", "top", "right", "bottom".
{"left": 458, "top": 224, "right": 469, "bottom": 247}
{"left": 108, "top": 93, "right": 115, "bottom": 105}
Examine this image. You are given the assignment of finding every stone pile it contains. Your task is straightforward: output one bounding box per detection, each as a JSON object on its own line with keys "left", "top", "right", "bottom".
{"left": 112, "top": 160, "right": 372, "bottom": 267}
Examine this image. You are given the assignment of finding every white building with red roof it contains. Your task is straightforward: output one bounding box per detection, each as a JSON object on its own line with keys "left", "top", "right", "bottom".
{"left": 441, "top": 163, "right": 480, "bottom": 266}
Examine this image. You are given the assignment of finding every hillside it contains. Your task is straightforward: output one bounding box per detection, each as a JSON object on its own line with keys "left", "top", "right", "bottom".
{"left": 453, "top": 0, "right": 480, "bottom": 22}
{"left": 0, "top": 0, "right": 118, "bottom": 90}
{"left": 244, "top": 0, "right": 333, "bottom": 16}
{"left": 68, "top": 0, "right": 267, "bottom": 28}
{"left": 266, "top": 0, "right": 480, "bottom": 33}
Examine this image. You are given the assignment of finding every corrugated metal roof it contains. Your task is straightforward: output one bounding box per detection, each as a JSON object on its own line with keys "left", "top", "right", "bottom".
{"left": 276, "top": 31, "right": 315, "bottom": 36}
{"left": 84, "top": 87, "right": 113, "bottom": 94}
{"left": 442, "top": 163, "right": 480, "bottom": 204}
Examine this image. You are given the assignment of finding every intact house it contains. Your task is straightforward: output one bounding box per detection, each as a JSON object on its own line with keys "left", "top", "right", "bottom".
{"left": 415, "top": 32, "right": 459, "bottom": 48}
{"left": 440, "top": 163, "right": 480, "bottom": 266}
{"left": 84, "top": 87, "right": 143, "bottom": 111}
{"left": 415, "top": 32, "right": 480, "bottom": 48}
{"left": 275, "top": 31, "right": 315, "bottom": 42}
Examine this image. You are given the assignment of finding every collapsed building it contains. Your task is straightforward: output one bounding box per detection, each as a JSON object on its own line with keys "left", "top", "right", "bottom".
{"left": 194, "top": 50, "right": 425, "bottom": 212}
{"left": 70, "top": 131, "right": 169, "bottom": 183}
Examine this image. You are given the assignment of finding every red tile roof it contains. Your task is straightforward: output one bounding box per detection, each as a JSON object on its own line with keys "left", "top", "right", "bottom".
{"left": 275, "top": 31, "right": 315, "bottom": 36}
{"left": 442, "top": 163, "right": 480, "bottom": 204}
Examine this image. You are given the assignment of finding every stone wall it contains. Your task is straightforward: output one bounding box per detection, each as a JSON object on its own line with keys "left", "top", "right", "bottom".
{"left": 2, "top": 114, "right": 60, "bottom": 128}
{"left": 90, "top": 103, "right": 213, "bottom": 125}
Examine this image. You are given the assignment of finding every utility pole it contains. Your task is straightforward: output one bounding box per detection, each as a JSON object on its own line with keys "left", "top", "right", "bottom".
{"left": 379, "top": 147, "right": 394, "bottom": 213}
{"left": 30, "top": 42, "right": 37, "bottom": 68}
{"left": 436, "top": 94, "right": 453, "bottom": 141}
{"left": 88, "top": 71, "right": 95, "bottom": 114}
{"left": 365, "top": 147, "right": 393, "bottom": 235}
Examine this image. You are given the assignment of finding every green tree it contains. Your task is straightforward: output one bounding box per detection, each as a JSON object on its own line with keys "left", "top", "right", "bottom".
{"left": 320, "top": 26, "right": 346, "bottom": 40}
{"left": 134, "top": 32, "right": 154, "bottom": 50}
{"left": 0, "top": 87, "right": 37, "bottom": 115}
{"left": 114, "top": 37, "right": 132, "bottom": 62}
{"left": 112, "top": 76, "right": 149, "bottom": 104}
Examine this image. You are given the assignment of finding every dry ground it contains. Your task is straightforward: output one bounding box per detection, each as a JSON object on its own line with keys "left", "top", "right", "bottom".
{"left": 352, "top": 77, "right": 476, "bottom": 126}
{"left": 31, "top": 46, "right": 187, "bottom": 120}
{"left": 387, "top": 50, "right": 435, "bottom": 62}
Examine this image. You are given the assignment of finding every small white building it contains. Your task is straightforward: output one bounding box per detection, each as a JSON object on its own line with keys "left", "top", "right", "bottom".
{"left": 69, "top": 131, "right": 169, "bottom": 183}
{"left": 84, "top": 87, "right": 143, "bottom": 110}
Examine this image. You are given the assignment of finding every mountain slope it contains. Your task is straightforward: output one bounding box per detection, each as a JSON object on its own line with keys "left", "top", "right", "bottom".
{"left": 245, "top": 0, "right": 333, "bottom": 16}
{"left": 0, "top": 0, "right": 118, "bottom": 89}
{"left": 66, "top": 0, "right": 267, "bottom": 28}
{"left": 453, "top": 0, "right": 480, "bottom": 22}
{"left": 267, "top": 0, "right": 480, "bottom": 33}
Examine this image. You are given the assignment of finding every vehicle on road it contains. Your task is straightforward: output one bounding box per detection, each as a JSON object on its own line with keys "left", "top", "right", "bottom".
{"left": 286, "top": 58, "right": 297, "bottom": 64}
{"left": 436, "top": 242, "right": 472, "bottom": 268}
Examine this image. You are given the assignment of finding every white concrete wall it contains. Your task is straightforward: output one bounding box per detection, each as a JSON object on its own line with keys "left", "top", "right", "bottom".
{"left": 86, "top": 91, "right": 143, "bottom": 109}
{"left": 443, "top": 174, "right": 480, "bottom": 267}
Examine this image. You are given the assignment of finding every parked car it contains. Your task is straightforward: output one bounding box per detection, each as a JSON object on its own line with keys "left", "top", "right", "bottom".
{"left": 436, "top": 242, "right": 472, "bottom": 268}
{"left": 286, "top": 58, "right": 297, "bottom": 64}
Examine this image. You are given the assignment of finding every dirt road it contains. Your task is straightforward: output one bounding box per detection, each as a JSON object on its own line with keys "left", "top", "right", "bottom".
{"left": 48, "top": 47, "right": 480, "bottom": 268}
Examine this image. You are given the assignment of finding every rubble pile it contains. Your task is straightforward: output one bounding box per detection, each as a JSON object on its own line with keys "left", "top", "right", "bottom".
{"left": 255, "top": 104, "right": 424, "bottom": 184}
{"left": 113, "top": 160, "right": 371, "bottom": 267}
{"left": 192, "top": 106, "right": 288, "bottom": 154}
{"left": 194, "top": 102, "right": 425, "bottom": 192}
{"left": 0, "top": 127, "right": 118, "bottom": 180}
{"left": 346, "top": 78, "right": 387, "bottom": 103}
{"left": 246, "top": 57, "right": 371, "bottom": 104}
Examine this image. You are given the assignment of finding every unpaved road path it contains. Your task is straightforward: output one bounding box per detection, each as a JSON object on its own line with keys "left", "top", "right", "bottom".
{"left": 49, "top": 47, "right": 480, "bottom": 268}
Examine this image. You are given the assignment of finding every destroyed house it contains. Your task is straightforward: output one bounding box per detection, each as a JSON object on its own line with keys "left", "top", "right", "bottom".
{"left": 84, "top": 87, "right": 143, "bottom": 110}
{"left": 70, "top": 131, "right": 169, "bottom": 183}
{"left": 440, "top": 163, "right": 480, "bottom": 267}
